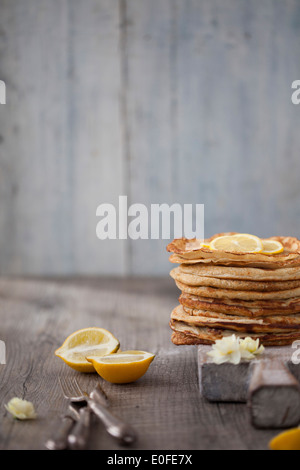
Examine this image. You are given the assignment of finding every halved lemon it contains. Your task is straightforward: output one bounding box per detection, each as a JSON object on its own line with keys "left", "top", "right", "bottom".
{"left": 55, "top": 327, "right": 120, "bottom": 373}
{"left": 86, "top": 350, "right": 155, "bottom": 383}
{"left": 261, "top": 239, "right": 284, "bottom": 255}
{"left": 209, "top": 234, "right": 263, "bottom": 253}
{"left": 269, "top": 428, "right": 300, "bottom": 450}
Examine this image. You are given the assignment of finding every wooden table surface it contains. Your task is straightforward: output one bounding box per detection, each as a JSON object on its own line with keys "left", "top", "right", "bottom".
{"left": 0, "top": 276, "right": 278, "bottom": 450}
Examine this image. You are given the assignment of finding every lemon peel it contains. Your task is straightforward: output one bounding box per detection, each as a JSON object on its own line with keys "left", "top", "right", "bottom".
{"left": 239, "top": 337, "right": 264, "bottom": 359}
{"left": 87, "top": 350, "right": 155, "bottom": 383}
{"left": 269, "top": 428, "right": 300, "bottom": 450}
{"left": 207, "top": 334, "right": 264, "bottom": 365}
{"left": 5, "top": 397, "right": 37, "bottom": 420}
{"left": 261, "top": 239, "right": 284, "bottom": 255}
{"left": 55, "top": 327, "right": 120, "bottom": 373}
{"left": 207, "top": 335, "right": 241, "bottom": 365}
{"left": 209, "top": 234, "right": 263, "bottom": 254}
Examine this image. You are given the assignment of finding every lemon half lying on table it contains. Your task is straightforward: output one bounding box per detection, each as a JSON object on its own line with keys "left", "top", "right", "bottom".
{"left": 269, "top": 428, "right": 300, "bottom": 450}
{"left": 55, "top": 327, "right": 120, "bottom": 373}
{"left": 86, "top": 350, "right": 155, "bottom": 384}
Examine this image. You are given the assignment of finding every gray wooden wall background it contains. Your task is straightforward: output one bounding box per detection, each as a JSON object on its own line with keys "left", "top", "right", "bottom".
{"left": 0, "top": 0, "right": 300, "bottom": 276}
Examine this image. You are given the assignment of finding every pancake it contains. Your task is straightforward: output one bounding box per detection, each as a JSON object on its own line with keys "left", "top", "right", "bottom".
{"left": 171, "top": 304, "right": 300, "bottom": 333}
{"left": 171, "top": 330, "right": 212, "bottom": 345}
{"left": 167, "top": 233, "right": 300, "bottom": 268}
{"left": 168, "top": 232, "right": 300, "bottom": 347}
{"left": 179, "top": 293, "right": 300, "bottom": 317}
{"left": 170, "top": 320, "right": 300, "bottom": 346}
{"left": 174, "top": 279, "right": 300, "bottom": 301}
{"left": 169, "top": 253, "right": 219, "bottom": 265}
{"left": 171, "top": 329, "right": 300, "bottom": 347}
{"left": 170, "top": 267, "right": 300, "bottom": 291}
{"left": 178, "top": 263, "right": 300, "bottom": 281}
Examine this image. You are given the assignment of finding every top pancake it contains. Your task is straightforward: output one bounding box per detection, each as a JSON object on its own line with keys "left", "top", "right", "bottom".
{"left": 167, "top": 232, "right": 300, "bottom": 268}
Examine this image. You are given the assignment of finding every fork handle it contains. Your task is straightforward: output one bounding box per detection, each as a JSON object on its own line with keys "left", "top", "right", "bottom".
{"left": 68, "top": 407, "right": 92, "bottom": 450}
{"left": 88, "top": 400, "right": 136, "bottom": 445}
{"left": 45, "top": 416, "right": 75, "bottom": 450}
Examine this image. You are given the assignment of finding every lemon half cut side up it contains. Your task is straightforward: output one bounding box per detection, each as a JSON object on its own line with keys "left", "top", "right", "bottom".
{"left": 55, "top": 327, "right": 120, "bottom": 373}
{"left": 87, "top": 350, "right": 155, "bottom": 383}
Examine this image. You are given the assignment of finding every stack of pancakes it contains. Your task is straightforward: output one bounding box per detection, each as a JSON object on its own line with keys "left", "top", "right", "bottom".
{"left": 167, "top": 233, "right": 300, "bottom": 346}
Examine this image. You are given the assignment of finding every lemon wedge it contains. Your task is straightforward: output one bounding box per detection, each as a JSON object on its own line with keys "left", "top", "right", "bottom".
{"left": 261, "top": 239, "right": 284, "bottom": 255}
{"left": 269, "top": 428, "right": 300, "bottom": 450}
{"left": 55, "top": 327, "right": 120, "bottom": 373}
{"left": 86, "top": 350, "right": 155, "bottom": 383}
{"left": 209, "top": 234, "right": 263, "bottom": 253}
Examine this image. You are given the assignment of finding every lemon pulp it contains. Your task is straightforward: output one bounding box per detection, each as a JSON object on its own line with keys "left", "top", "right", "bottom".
{"left": 87, "top": 350, "right": 155, "bottom": 383}
{"left": 261, "top": 239, "right": 284, "bottom": 255}
{"left": 209, "top": 234, "right": 263, "bottom": 253}
{"left": 55, "top": 327, "right": 120, "bottom": 373}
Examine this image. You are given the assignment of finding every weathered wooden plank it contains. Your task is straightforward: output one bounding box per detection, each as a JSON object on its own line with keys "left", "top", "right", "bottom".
{"left": 120, "top": 0, "right": 178, "bottom": 275}
{"left": 198, "top": 344, "right": 300, "bottom": 429}
{"left": 0, "top": 0, "right": 126, "bottom": 276}
{"left": 0, "top": 277, "right": 277, "bottom": 450}
{"left": 249, "top": 359, "right": 300, "bottom": 429}
{"left": 1, "top": 0, "right": 300, "bottom": 277}
{"left": 122, "top": 0, "right": 190, "bottom": 274}
{"left": 174, "top": 0, "right": 300, "bottom": 239}
{"left": 65, "top": 0, "right": 127, "bottom": 275}
{"left": 0, "top": 0, "right": 73, "bottom": 275}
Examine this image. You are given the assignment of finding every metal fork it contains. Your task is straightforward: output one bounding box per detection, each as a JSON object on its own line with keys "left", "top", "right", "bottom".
{"left": 45, "top": 402, "right": 79, "bottom": 450}
{"left": 59, "top": 376, "right": 137, "bottom": 445}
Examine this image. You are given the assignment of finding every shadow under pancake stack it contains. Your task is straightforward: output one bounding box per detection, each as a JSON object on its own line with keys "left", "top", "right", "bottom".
{"left": 167, "top": 232, "right": 300, "bottom": 346}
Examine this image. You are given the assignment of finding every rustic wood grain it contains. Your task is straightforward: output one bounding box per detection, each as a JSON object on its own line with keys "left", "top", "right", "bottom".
{"left": 0, "top": 277, "right": 278, "bottom": 450}
{"left": 1, "top": 0, "right": 300, "bottom": 276}
{"left": 199, "top": 344, "right": 300, "bottom": 428}
{"left": 0, "top": 0, "right": 126, "bottom": 276}
{"left": 248, "top": 359, "right": 300, "bottom": 429}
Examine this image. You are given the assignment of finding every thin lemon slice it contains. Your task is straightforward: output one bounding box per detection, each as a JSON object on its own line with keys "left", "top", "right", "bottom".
{"left": 200, "top": 242, "right": 211, "bottom": 248}
{"left": 55, "top": 327, "right": 120, "bottom": 373}
{"left": 87, "top": 350, "right": 155, "bottom": 383}
{"left": 269, "top": 428, "right": 300, "bottom": 450}
{"left": 261, "top": 239, "right": 284, "bottom": 255}
{"left": 209, "top": 234, "right": 263, "bottom": 254}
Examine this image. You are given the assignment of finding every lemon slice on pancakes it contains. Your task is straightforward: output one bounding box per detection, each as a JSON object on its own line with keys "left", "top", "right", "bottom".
{"left": 55, "top": 327, "right": 120, "bottom": 373}
{"left": 209, "top": 234, "right": 263, "bottom": 254}
{"left": 261, "top": 239, "right": 284, "bottom": 255}
{"left": 200, "top": 242, "right": 211, "bottom": 248}
{"left": 87, "top": 350, "right": 155, "bottom": 383}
